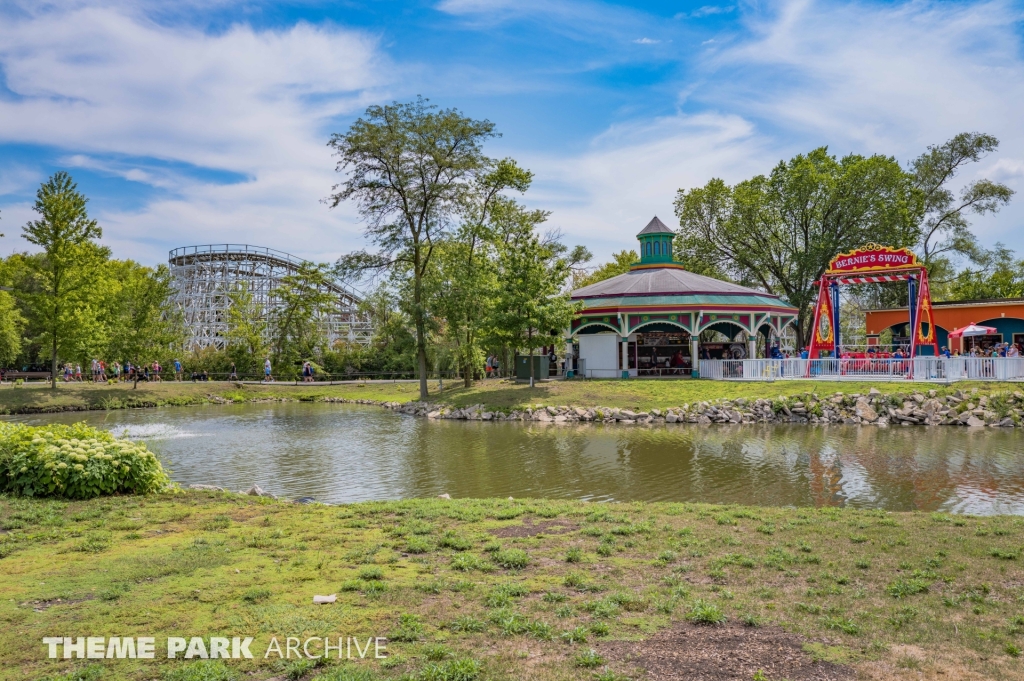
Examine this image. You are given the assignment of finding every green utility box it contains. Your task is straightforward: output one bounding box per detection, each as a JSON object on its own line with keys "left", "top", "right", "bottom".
{"left": 515, "top": 355, "right": 550, "bottom": 380}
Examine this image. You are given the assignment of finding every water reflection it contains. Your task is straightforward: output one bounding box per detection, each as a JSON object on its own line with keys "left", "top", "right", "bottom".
{"left": 9, "top": 403, "right": 1024, "bottom": 514}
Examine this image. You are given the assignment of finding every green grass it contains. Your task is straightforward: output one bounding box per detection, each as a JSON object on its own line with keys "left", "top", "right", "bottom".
{"left": 2, "top": 493, "right": 1024, "bottom": 680}
{"left": 0, "top": 377, "right": 1011, "bottom": 416}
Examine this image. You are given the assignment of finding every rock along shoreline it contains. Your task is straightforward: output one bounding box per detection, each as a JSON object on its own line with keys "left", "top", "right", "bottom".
{"left": 366, "top": 387, "right": 1024, "bottom": 428}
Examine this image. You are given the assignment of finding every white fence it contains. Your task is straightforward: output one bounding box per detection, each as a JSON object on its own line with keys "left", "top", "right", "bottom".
{"left": 699, "top": 357, "right": 1024, "bottom": 382}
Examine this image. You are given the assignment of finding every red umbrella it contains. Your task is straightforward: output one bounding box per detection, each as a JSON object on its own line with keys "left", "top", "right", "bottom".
{"left": 948, "top": 323, "right": 997, "bottom": 338}
{"left": 948, "top": 323, "right": 998, "bottom": 352}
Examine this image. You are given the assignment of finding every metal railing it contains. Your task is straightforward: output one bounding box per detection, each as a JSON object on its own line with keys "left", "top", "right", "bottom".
{"left": 699, "top": 357, "right": 1024, "bottom": 382}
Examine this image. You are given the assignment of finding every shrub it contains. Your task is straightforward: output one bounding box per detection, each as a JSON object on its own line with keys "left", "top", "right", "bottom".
{"left": 565, "top": 547, "right": 584, "bottom": 563}
{"left": 0, "top": 423, "right": 169, "bottom": 499}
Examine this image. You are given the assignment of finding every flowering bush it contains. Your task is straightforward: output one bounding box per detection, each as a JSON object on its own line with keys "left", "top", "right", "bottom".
{"left": 0, "top": 422, "right": 169, "bottom": 499}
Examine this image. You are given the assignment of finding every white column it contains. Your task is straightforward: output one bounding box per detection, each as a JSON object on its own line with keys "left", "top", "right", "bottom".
{"left": 690, "top": 337, "right": 700, "bottom": 377}
{"left": 747, "top": 336, "right": 757, "bottom": 360}
{"left": 621, "top": 337, "right": 629, "bottom": 378}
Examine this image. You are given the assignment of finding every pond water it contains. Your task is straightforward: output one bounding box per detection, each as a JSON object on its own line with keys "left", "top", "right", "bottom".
{"left": 9, "top": 403, "right": 1024, "bottom": 514}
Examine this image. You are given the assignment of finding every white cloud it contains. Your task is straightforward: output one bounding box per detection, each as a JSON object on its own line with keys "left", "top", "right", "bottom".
{"left": 702, "top": 0, "right": 1024, "bottom": 245}
{"left": 0, "top": 166, "right": 44, "bottom": 197}
{"left": 527, "top": 0, "right": 1024, "bottom": 262}
{"left": 0, "top": 7, "right": 389, "bottom": 264}
{"left": 690, "top": 5, "right": 735, "bottom": 18}
{"left": 633, "top": 37, "right": 659, "bottom": 44}
{"left": 520, "top": 112, "right": 777, "bottom": 255}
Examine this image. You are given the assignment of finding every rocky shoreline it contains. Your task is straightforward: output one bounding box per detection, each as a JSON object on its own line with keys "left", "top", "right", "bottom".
{"left": 372, "top": 387, "right": 1024, "bottom": 428}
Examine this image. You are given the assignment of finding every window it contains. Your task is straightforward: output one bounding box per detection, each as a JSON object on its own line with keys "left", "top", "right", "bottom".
{"left": 645, "top": 242, "right": 651, "bottom": 256}
{"left": 654, "top": 241, "right": 660, "bottom": 255}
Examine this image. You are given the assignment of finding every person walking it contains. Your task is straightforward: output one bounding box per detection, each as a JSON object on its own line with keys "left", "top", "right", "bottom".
{"left": 229, "top": 362, "right": 238, "bottom": 381}
{"left": 264, "top": 358, "right": 273, "bottom": 383}
{"left": 174, "top": 359, "right": 182, "bottom": 381}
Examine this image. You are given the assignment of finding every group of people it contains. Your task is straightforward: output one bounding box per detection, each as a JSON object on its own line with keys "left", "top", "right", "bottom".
{"left": 61, "top": 360, "right": 164, "bottom": 383}
{"left": 949, "top": 342, "right": 1021, "bottom": 358}
{"left": 484, "top": 355, "right": 502, "bottom": 378}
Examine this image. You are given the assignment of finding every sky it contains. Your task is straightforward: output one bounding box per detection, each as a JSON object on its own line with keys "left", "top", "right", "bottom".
{"left": 0, "top": 0, "right": 1022, "bottom": 270}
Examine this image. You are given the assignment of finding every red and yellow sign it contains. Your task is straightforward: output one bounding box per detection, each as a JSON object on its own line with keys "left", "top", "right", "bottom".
{"left": 827, "top": 244, "right": 919, "bottom": 274}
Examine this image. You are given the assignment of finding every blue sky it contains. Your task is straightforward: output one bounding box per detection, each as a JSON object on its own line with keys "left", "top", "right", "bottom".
{"left": 1, "top": 0, "right": 1023, "bottom": 268}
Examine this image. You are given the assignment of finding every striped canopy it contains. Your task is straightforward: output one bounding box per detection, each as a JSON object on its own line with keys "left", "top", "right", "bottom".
{"left": 948, "top": 323, "right": 998, "bottom": 339}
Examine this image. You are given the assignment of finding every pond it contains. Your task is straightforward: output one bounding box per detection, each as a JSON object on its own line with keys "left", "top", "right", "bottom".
{"left": 9, "top": 403, "right": 1024, "bottom": 514}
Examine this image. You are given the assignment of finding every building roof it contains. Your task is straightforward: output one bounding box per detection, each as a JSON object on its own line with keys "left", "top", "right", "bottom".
{"left": 636, "top": 216, "right": 674, "bottom": 236}
{"left": 867, "top": 298, "right": 1024, "bottom": 312}
{"left": 572, "top": 266, "right": 783, "bottom": 300}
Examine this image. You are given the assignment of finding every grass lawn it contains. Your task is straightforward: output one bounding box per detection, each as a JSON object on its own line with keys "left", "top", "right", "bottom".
{"left": 1, "top": 493, "right": 1023, "bottom": 681}
{"left": 0, "top": 378, "right": 1009, "bottom": 416}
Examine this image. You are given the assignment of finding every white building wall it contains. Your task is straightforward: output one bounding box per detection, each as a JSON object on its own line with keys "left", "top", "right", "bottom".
{"left": 579, "top": 333, "right": 620, "bottom": 378}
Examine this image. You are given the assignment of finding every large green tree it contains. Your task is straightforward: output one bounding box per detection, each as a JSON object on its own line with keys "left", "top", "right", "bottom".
{"left": 327, "top": 97, "right": 497, "bottom": 400}
{"left": 574, "top": 250, "right": 639, "bottom": 289}
{"left": 0, "top": 229, "right": 26, "bottom": 367}
{"left": 488, "top": 203, "right": 588, "bottom": 386}
{"left": 105, "top": 262, "right": 181, "bottom": 388}
{"left": 674, "top": 148, "right": 922, "bottom": 345}
{"left": 223, "top": 282, "right": 269, "bottom": 375}
{"left": 911, "top": 132, "right": 1014, "bottom": 275}
{"left": 20, "top": 172, "right": 108, "bottom": 387}
{"left": 945, "top": 244, "right": 1024, "bottom": 301}
{"left": 428, "top": 159, "right": 533, "bottom": 386}
{"left": 270, "top": 262, "right": 337, "bottom": 376}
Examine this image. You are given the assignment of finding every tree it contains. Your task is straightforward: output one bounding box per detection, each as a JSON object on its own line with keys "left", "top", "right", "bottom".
{"left": 270, "top": 262, "right": 337, "bottom": 376}
{"left": 946, "top": 244, "right": 1024, "bottom": 301}
{"left": 0, "top": 240, "right": 26, "bottom": 367}
{"left": 327, "top": 97, "right": 498, "bottom": 400}
{"left": 223, "top": 282, "right": 269, "bottom": 375}
{"left": 0, "top": 292, "right": 24, "bottom": 367}
{"left": 574, "top": 250, "right": 639, "bottom": 289}
{"left": 105, "top": 262, "right": 181, "bottom": 388}
{"left": 674, "top": 148, "right": 922, "bottom": 345}
{"left": 911, "top": 133, "right": 1014, "bottom": 272}
{"left": 488, "top": 203, "right": 588, "bottom": 386}
{"left": 428, "top": 159, "right": 533, "bottom": 386}
{"left": 20, "top": 172, "right": 107, "bottom": 388}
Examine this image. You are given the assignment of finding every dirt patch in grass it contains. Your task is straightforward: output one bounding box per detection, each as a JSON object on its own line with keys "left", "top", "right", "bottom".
{"left": 23, "top": 596, "right": 94, "bottom": 612}
{"left": 492, "top": 518, "right": 577, "bottom": 538}
{"left": 600, "top": 622, "right": 854, "bottom": 681}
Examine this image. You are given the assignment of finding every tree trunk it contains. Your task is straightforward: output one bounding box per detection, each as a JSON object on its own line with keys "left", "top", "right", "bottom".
{"left": 50, "top": 337, "right": 57, "bottom": 390}
{"left": 413, "top": 252, "right": 429, "bottom": 401}
{"left": 527, "top": 330, "right": 535, "bottom": 388}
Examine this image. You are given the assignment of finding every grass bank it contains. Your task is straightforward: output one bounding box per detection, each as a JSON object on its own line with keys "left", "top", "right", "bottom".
{"left": 0, "top": 378, "right": 1009, "bottom": 416}
{"left": 2, "top": 493, "right": 1023, "bottom": 681}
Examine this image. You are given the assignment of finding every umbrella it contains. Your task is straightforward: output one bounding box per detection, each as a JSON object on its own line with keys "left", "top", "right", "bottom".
{"left": 948, "top": 323, "right": 998, "bottom": 353}
{"left": 948, "top": 323, "right": 997, "bottom": 338}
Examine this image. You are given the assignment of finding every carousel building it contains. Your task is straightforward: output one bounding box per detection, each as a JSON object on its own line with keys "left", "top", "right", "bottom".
{"left": 569, "top": 217, "right": 799, "bottom": 378}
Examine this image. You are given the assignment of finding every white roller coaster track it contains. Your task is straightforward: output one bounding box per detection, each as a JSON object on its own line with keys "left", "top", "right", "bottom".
{"left": 168, "top": 244, "right": 373, "bottom": 351}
